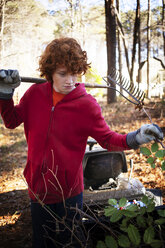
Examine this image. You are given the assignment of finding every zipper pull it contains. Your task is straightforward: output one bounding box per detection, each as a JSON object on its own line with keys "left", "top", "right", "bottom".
{"left": 52, "top": 106, "right": 55, "bottom": 112}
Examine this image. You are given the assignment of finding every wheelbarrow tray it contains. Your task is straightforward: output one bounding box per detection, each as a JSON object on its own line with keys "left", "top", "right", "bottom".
{"left": 83, "top": 149, "right": 127, "bottom": 189}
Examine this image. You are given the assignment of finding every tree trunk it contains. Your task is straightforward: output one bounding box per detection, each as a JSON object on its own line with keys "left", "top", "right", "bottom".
{"left": 147, "top": 0, "right": 151, "bottom": 98}
{"left": 137, "top": 0, "right": 141, "bottom": 87}
{"left": 116, "top": 0, "right": 122, "bottom": 93}
{"left": 162, "top": 0, "right": 165, "bottom": 57}
{"left": 130, "top": 0, "right": 140, "bottom": 85}
{"left": 66, "top": 0, "right": 74, "bottom": 36}
{"left": 115, "top": 8, "right": 130, "bottom": 78}
{"left": 0, "top": 0, "right": 5, "bottom": 63}
{"left": 105, "top": 0, "right": 116, "bottom": 103}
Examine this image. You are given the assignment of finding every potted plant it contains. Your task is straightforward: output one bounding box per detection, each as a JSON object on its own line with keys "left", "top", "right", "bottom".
{"left": 96, "top": 195, "right": 165, "bottom": 248}
{"left": 96, "top": 142, "right": 165, "bottom": 248}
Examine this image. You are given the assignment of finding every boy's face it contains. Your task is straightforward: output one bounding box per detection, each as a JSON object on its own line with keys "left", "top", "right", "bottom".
{"left": 52, "top": 66, "right": 77, "bottom": 94}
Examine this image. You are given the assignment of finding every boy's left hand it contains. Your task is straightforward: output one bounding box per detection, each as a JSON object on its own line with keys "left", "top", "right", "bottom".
{"left": 136, "top": 124, "right": 164, "bottom": 145}
{"left": 127, "top": 124, "right": 164, "bottom": 149}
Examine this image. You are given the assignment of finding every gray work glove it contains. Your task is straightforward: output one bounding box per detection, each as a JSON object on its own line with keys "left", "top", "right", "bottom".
{"left": 127, "top": 124, "right": 164, "bottom": 149}
{"left": 0, "top": 69, "right": 21, "bottom": 99}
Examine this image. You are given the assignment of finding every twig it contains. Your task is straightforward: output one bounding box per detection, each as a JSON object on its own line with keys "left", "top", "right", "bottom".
{"left": 70, "top": 206, "right": 118, "bottom": 238}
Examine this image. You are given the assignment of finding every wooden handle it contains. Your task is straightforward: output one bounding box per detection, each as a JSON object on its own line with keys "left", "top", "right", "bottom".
{"left": 20, "top": 76, "right": 108, "bottom": 89}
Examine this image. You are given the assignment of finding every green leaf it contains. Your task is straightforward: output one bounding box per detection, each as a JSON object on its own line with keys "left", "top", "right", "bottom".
{"left": 120, "top": 226, "right": 128, "bottom": 232}
{"left": 146, "top": 203, "right": 155, "bottom": 213}
{"left": 155, "top": 150, "right": 164, "bottom": 158}
{"left": 161, "top": 161, "right": 165, "bottom": 170}
{"left": 125, "top": 204, "right": 138, "bottom": 211}
{"left": 120, "top": 217, "right": 129, "bottom": 231}
{"left": 140, "top": 147, "right": 151, "bottom": 156}
{"left": 105, "top": 236, "right": 118, "bottom": 248}
{"left": 127, "top": 224, "right": 141, "bottom": 246}
{"left": 151, "top": 240, "right": 163, "bottom": 248}
{"left": 157, "top": 209, "right": 165, "bottom": 217}
{"left": 136, "top": 215, "right": 147, "bottom": 228}
{"left": 141, "top": 195, "right": 149, "bottom": 205}
{"left": 143, "top": 226, "right": 155, "bottom": 244}
{"left": 123, "top": 210, "right": 137, "bottom": 218}
{"left": 139, "top": 206, "right": 147, "bottom": 215}
{"left": 154, "top": 218, "right": 165, "bottom": 225}
{"left": 151, "top": 143, "right": 159, "bottom": 152}
{"left": 104, "top": 206, "right": 116, "bottom": 217}
{"left": 108, "top": 199, "right": 117, "bottom": 206}
{"left": 119, "top": 198, "right": 127, "bottom": 208}
{"left": 147, "top": 156, "right": 154, "bottom": 164}
{"left": 118, "top": 234, "right": 130, "bottom": 248}
{"left": 110, "top": 209, "right": 123, "bottom": 222}
{"left": 96, "top": 241, "right": 107, "bottom": 248}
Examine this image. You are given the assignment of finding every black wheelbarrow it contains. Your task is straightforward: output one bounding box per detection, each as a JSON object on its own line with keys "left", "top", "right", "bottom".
{"left": 83, "top": 139, "right": 127, "bottom": 189}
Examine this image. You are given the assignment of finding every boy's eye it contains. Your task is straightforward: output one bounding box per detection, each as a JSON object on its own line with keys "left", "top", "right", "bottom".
{"left": 59, "top": 72, "right": 66, "bottom": 76}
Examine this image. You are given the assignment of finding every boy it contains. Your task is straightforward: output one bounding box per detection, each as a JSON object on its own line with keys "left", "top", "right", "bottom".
{"left": 0, "top": 37, "right": 163, "bottom": 248}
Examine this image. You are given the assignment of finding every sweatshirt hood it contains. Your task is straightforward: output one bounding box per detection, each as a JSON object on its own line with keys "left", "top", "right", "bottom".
{"left": 62, "top": 83, "right": 88, "bottom": 102}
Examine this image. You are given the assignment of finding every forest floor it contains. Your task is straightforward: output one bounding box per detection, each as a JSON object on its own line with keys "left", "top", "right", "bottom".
{"left": 0, "top": 97, "right": 165, "bottom": 248}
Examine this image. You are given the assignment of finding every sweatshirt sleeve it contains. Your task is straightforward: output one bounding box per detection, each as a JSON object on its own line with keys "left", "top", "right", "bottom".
{"left": 89, "top": 99, "right": 130, "bottom": 151}
{"left": 0, "top": 97, "right": 25, "bottom": 129}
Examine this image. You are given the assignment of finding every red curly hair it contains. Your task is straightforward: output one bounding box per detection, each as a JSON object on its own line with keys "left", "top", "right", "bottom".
{"left": 39, "top": 37, "right": 91, "bottom": 82}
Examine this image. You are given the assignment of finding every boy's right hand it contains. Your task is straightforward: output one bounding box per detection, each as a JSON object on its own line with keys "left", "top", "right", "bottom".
{"left": 0, "top": 69, "right": 21, "bottom": 100}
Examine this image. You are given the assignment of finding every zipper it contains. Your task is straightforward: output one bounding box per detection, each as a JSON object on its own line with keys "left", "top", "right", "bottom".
{"left": 41, "top": 106, "right": 55, "bottom": 173}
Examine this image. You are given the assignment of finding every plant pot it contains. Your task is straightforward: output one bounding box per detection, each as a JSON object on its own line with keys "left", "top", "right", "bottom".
{"left": 82, "top": 204, "right": 165, "bottom": 248}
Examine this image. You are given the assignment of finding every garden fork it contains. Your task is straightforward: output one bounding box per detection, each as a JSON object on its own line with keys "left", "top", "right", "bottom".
{"left": 20, "top": 73, "right": 164, "bottom": 148}
{"left": 102, "top": 68, "right": 164, "bottom": 149}
{"left": 102, "top": 68, "right": 145, "bottom": 110}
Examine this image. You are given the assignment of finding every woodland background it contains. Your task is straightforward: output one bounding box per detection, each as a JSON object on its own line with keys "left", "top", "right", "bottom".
{"left": 0, "top": 0, "right": 165, "bottom": 100}
{"left": 0, "top": 0, "right": 165, "bottom": 247}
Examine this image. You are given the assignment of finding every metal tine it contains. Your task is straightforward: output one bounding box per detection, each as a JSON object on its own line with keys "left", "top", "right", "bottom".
{"left": 128, "top": 83, "right": 135, "bottom": 93}
{"left": 125, "top": 80, "right": 133, "bottom": 91}
{"left": 133, "top": 88, "right": 142, "bottom": 102}
{"left": 109, "top": 69, "right": 145, "bottom": 103}
{"left": 115, "top": 72, "right": 121, "bottom": 85}
{"left": 123, "top": 80, "right": 131, "bottom": 91}
{"left": 114, "top": 70, "right": 119, "bottom": 82}
{"left": 120, "top": 76, "right": 143, "bottom": 103}
{"left": 107, "top": 75, "right": 120, "bottom": 88}
{"left": 105, "top": 76, "right": 140, "bottom": 105}
{"left": 108, "top": 73, "right": 119, "bottom": 87}
{"left": 118, "top": 72, "right": 123, "bottom": 84}
{"left": 118, "top": 73, "right": 125, "bottom": 86}
{"left": 114, "top": 69, "right": 120, "bottom": 83}
{"left": 115, "top": 70, "right": 144, "bottom": 103}
{"left": 120, "top": 76, "right": 130, "bottom": 90}
{"left": 111, "top": 67, "right": 117, "bottom": 76}
{"left": 110, "top": 68, "right": 116, "bottom": 77}
{"left": 141, "top": 92, "right": 145, "bottom": 102}
{"left": 135, "top": 88, "right": 144, "bottom": 101}
{"left": 116, "top": 74, "right": 132, "bottom": 93}
{"left": 135, "top": 87, "right": 144, "bottom": 99}
{"left": 132, "top": 87, "right": 144, "bottom": 103}
{"left": 108, "top": 74, "right": 141, "bottom": 104}
{"left": 106, "top": 69, "right": 146, "bottom": 106}
{"left": 138, "top": 90, "right": 145, "bottom": 102}
{"left": 110, "top": 70, "right": 117, "bottom": 82}
{"left": 116, "top": 72, "right": 139, "bottom": 99}
{"left": 132, "top": 86, "right": 140, "bottom": 97}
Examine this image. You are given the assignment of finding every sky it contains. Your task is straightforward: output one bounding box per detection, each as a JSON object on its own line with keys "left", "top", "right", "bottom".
{"left": 36, "top": 0, "right": 163, "bottom": 12}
